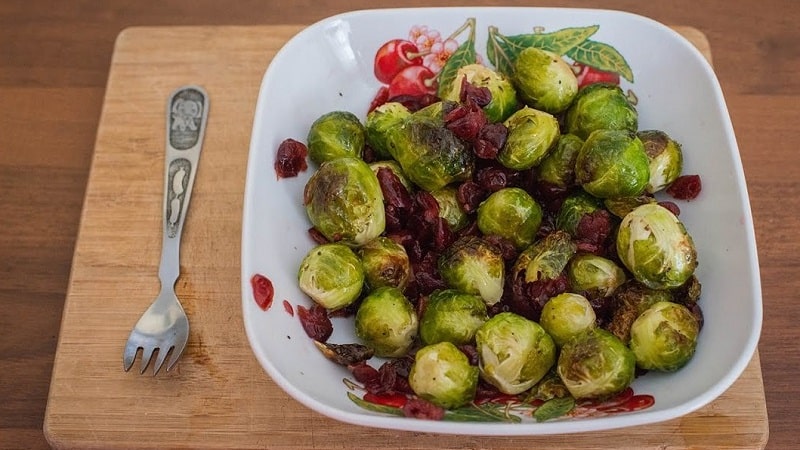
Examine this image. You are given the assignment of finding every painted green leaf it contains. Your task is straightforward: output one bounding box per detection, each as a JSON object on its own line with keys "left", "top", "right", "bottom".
{"left": 487, "top": 26, "right": 598, "bottom": 77}
{"left": 445, "top": 403, "right": 522, "bottom": 423}
{"left": 566, "top": 39, "right": 634, "bottom": 82}
{"left": 346, "top": 392, "right": 404, "bottom": 417}
{"left": 533, "top": 396, "right": 576, "bottom": 422}
{"left": 436, "top": 22, "right": 478, "bottom": 97}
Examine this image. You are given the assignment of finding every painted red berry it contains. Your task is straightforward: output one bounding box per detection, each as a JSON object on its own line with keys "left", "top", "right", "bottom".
{"left": 573, "top": 62, "right": 621, "bottom": 88}
{"left": 387, "top": 65, "right": 437, "bottom": 98}
{"left": 374, "top": 39, "right": 423, "bottom": 84}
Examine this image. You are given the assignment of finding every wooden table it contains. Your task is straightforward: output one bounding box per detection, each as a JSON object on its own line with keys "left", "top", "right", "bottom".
{"left": 1, "top": 1, "right": 797, "bottom": 449}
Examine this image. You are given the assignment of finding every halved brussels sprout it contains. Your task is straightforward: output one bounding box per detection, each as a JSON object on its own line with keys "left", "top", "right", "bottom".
{"left": 498, "top": 107, "right": 560, "bottom": 171}
{"left": 575, "top": 129, "right": 650, "bottom": 199}
{"left": 512, "top": 231, "right": 577, "bottom": 284}
{"left": 616, "top": 203, "right": 698, "bottom": 289}
{"left": 512, "top": 47, "right": 578, "bottom": 114}
{"left": 440, "top": 63, "right": 519, "bottom": 122}
{"left": 555, "top": 190, "right": 604, "bottom": 237}
{"left": 304, "top": 157, "right": 385, "bottom": 247}
{"left": 387, "top": 114, "right": 474, "bottom": 191}
{"left": 419, "top": 289, "right": 488, "bottom": 346}
{"left": 629, "top": 301, "right": 700, "bottom": 371}
{"left": 359, "top": 236, "right": 411, "bottom": 291}
{"left": 564, "top": 83, "right": 638, "bottom": 140}
{"left": 354, "top": 286, "right": 418, "bottom": 357}
{"left": 475, "top": 312, "right": 556, "bottom": 394}
{"left": 307, "top": 110, "right": 365, "bottom": 164}
{"left": 298, "top": 243, "right": 364, "bottom": 310}
{"left": 365, "top": 102, "right": 411, "bottom": 161}
{"left": 408, "top": 341, "right": 479, "bottom": 409}
{"left": 438, "top": 236, "right": 505, "bottom": 306}
{"left": 539, "top": 293, "right": 596, "bottom": 347}
{"left": 476, "top": 187, "right": 543, "bottom": 250}
{"left": 535, "top": 134, "right": 584, "bottom": 189}
{"left": 566, "top": 254, "right": 627, "bottom": 299}
{"left": 638, "top": 130, "right": 684, "bottom": 194}
{"left": 430, "top": 187, "right": 469, "bottom": 232}
{"left": 556, "top": 328, "right": 636, "bottom": 400}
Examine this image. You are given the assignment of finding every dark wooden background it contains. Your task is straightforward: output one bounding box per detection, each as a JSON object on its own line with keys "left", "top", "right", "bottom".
{"left": 1, "top": 1, "right": 797, "bottom": 448}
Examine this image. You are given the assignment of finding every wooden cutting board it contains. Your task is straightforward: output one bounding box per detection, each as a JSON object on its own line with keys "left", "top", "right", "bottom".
{"left": 43, "top": 25, "right": 768, "bottom": 449}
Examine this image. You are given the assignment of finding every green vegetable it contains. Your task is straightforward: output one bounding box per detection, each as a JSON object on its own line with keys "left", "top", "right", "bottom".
{"left": 440, "top": 63, "right": 519, "bottom": 122}
{"left": 564, "top": 83, "right": 638, "bottom": 140}
{"left": 439, "top": 236, "right": 505, "bottom": 306}
{"left": 575, "top": 129, "right": 650, "bottom": 199}
{"left": 539, "top": 293, "right": 597, "bottom": 347}
{"left": 419, "top": 289, "right": 488, "bottom": 346}
{"left": 512, "top": 47, "right": 578, "bottom": 114}
{"left": 557, "top": 328, "right": 636, "bottom": 400}
{"left": 359, "top": 236, "right": 411, "bottom": 291}
{"left": 307, "top": 111, "right": 365, "bottom": 164}
{"left": 629, "top": 301, "right": 700, "bottom": 371}
{"left": 498, "top": 106, "right": 560, "bottom": 171}
{"left": 297, "top": 243, "right": 364, "bottom": 310}
{"left": 354, "top": 286, "right": 418, "bottom": 357}
{"left": 476, "top": 187, "right": 542, "bottom": 250}
{"left": 409, "top": 342, "right": 479, "bottom": 409}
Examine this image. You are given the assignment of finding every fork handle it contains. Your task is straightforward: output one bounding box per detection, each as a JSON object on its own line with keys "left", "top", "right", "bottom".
{"left": 159, "top": 85, "right": 209, "bottom": 286}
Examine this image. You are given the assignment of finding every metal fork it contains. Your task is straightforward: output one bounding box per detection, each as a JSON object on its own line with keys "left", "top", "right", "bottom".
{"left": 123, "top": 85, "right": 209, "bottom": 375}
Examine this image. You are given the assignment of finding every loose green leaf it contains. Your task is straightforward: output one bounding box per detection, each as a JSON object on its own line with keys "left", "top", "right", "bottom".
{"left": 487, "top": 26, "right": 598, "bottom": 76}
{"left": 566, "top": 39, "right": 634, "bottom": 82}
{"left": 436, "top": 24, "right": 478, "bottom": 97}
{"left": 347, "top": 392, "right": 404, "bottom": 416}
{"left": 533, "top": 396, "right": 576, "bottom": 422}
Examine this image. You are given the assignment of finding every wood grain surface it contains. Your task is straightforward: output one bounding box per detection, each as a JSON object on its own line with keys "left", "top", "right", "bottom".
{"left": 38, "top": 24, "right": 768, "bottom": 450}
{"left": 1, "top": 1, "right": 797, "bottom": 449}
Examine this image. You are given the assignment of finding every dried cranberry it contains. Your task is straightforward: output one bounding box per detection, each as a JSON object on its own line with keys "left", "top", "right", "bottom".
{"left": 296, "top": 304, "right": 333, "bottom": 342}
{"left": 376, "top": 167, "right": 413, "bottom": 210}
{"left": 575, "top": 209, "right": 613, "bottom": 254}
{"left": 473, "top": 123, "right": 508, "bottom": 159}
{"left": 402, "top": 397, "right": 445, "bottom": 420}
{"left": 666, "top": 174, "right": 702, "bottom": 200}
{"left": 476, "top": 166, "right": 509, "bottom": 192}
{"left": 350, "top": 361, "right": 380, "bottom": 384}
{"left": 444, "top": 102, "right": 487, "bottom": 142}
{"left": 274, "top": 138, "right": 308, "bottom": 179}
{"left": 250, "top": 274, "right": 274, "bottom": 311}
{"left": 456, "top": 180, "right": 486, "bottom": 213}
{"left": 387, "top": 93, "right": 440, "bottom": 112}
{"left": 307, "top": 227, "right": 329, "bottom": 245}
{"left": 658, "top": 201, "right": 681, "bottom": 216}
{"left": 459, "top": 77, "right": 492, "bottom": 107}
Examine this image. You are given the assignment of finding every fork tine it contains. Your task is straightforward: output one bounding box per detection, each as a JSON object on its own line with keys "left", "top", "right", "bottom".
{"left": 152, "top": 345, "right": 173, "bottom": 376}
{"left": 139, "top": 347, "right": 156, "bottom": 374}
{"left": 166, "top": 342, "right": 186, "bottom": 372}
{"left": 123, "top": 342, "right": 139, "bottom": 372}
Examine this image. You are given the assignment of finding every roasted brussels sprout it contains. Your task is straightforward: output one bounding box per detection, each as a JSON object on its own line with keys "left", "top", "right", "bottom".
{"left": 359, "top": 236, "right": 412, "bottom": 291}
{"left": 567, "top": 254, "right": 627, "bottom": 299}
{"left": 298, "top": 243, "right": 364, "bottom": 310}
{"left": 606, "top": 280, "right": 673, "bottom": 343}
{"left": 365, "top": 102, "right": 411, "bottom": 161}
{"left": 575, "top": 129, "right": 650, "bottom": 199}
{"left": 498, "top": 107, "right": 560, "bottom": 170}
{"left": 419, "top": 289, "right": 488, "bottom": 346}
{"left": 369, "top": 160, "right": 414, "bottom": 193}
{"left": 306, "top": 111, "right": 365, "bottom": 164}
{"left": 354, "top": 286, "right": 418, "bottom": 357}
{"left": 387, "top": 114, "right": 474, "bottom": 191}
{"left": 564, "top": 83, "right": 638, "bottom": 140}
{"left": 476, "top": 187, "right": 543, "bottom": 250}
{"left": 440, "top": 63, "right": 519, "bottom": 122}
{"left": 304, "top": 157, "right": 385, "bottom": 246}
{"left": 603, "top": 195, "right": 657, "bottom": 219}
{"left": 638, "top": 130, "right": 684, "bottom": 194}
{"left": 512, "top": 47, "right": 578, "bottom": 114}
{"left": 539, "top": 293, "right": 596, "bottom": 347}
{"left": 629, "top": 301, "right": 700, "bottom": 371}
{"left": 475, "top": 312, "right": 556, "bottom": 394}
{"left": 535, "top": 134, "right": 584, "bottom": 189}
{"left": 430, "top": 187, "right": 469, "bottom": 232}
{"left": 512, "top": 231, "right": 577, "bottom": 284}
{"left": 438, "top": 236, "right": 505, "bottom": 306}
{"left": 408, "top": 341, "right": 479, "bottom": 409}
{"left": 555, "top": 190, "right": 604, "bottom": 237}
{"left": 556, "top": 328, "right": 636, "bottom": 400}
{"left": 616, "top": 203, "right": 698, "bottom": 289}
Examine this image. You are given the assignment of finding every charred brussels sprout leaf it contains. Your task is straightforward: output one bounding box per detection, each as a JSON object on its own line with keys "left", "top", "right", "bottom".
{"left": 638, "top": 129, "right": 684, "bottom": 194}
{"left": 539, "top": 293, "right": 597, "bottom": 347}
{"left": 512, "top": 231, "right": 577, "bottom": 284}
{"left": 419, "top": 289, "right": 488, "bottom": 346}
{"left": 440, "top": 63, "right": 519, "bottom": 123}
{"left": 477, "top": 187, "right": 543, "bottom": 250}
{"left": 498, "top": 107, "right": 560, "bottom": 171}
{"left": 313, "top": 341, "right": 374, "bottom": 366}
{"left": 630, "top": 301, "right": 700, "bottom": 371}
{"left": 359, "top": 236, "right": 412, "bottom": 291}
{"left": 354, "top": 286, "right": 418, "bottom": 357}
{"left": 304, "top": 157, "right": 386, "bottom": 247}
{"left": 475, "top": 312, "right": 556, "bottom": 395}
{"left": 298, "top": 243, "right": 364, "bottom": 310}
{"left": 575, "top": 129, "right": 650, "bottom": 199}
{"left": 409, "top": 342, "right": 479, "bottom": 409}
{"left": 512, "top": 47, "right": 578, "bottom": 114}
{"left": 557, "top": 328, "right": 636, "bottom": 400}
{"left": 387, "top": 115, "right": 474, "bottom": 191}
{"left": 439, "top": 236, "right": 505, "bottom": 306}
{"left": 616, "top": 203, "right": 698, "bottom": 289}
{"left": 307, "top": 111, "right": 365, "bottom": 164}
{"left": 564, "top": 83, "right": 638, "bottom": 140}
